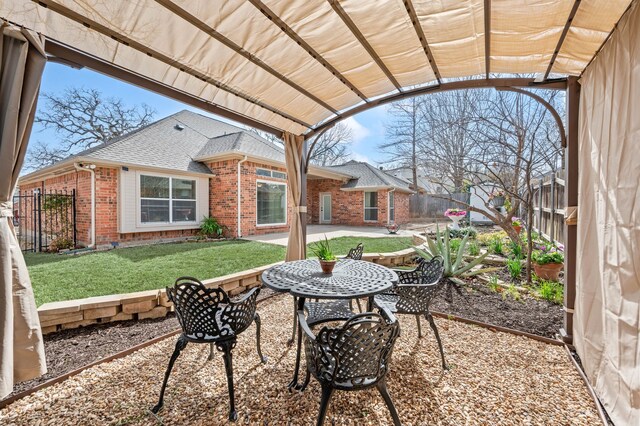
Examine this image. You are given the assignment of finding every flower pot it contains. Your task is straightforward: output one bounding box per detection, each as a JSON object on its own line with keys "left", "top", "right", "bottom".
{"left": 448, "top": 215, "right": 463, "bottom": 230}
{"left": 319, "top": 259, "right": 337, "bottom": 274}
{"left": 513, "top": 225, "right": 522, "bottom": 234}
{"left": 492, "top": 196, "right": 505, "bottom": 207}
{"left": 533, "top": 262, "right": 564, "bottom": 281}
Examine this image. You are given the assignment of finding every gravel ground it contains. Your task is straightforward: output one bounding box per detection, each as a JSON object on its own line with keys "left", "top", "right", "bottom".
{"left": 0, "top": 294, "right": 599, "bottom": 425}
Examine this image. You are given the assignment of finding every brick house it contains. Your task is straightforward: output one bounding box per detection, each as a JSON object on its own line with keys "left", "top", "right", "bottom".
{"left": 19, "top": 110, "right": 413, "bottom": 248}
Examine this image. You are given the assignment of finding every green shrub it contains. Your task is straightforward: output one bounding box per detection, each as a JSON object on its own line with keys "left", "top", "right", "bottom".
{"left": 506, "top": 258, "right": 523, "bottom": 280}
{"left": 467, "top": 241, "right": 480, "bottom": 256}
{"left": 508, "top": 240, "right": 524, "bottom": 260}
{"left": 490, "top": 238, "right": 504, "bottom": 255}
{"left": 449, "top": 226, "right": 477, "bottom": 239}
{"left": 537, "top": 280, "right": 563, "bottom": 304}
{"left": 477, "top": 231, "right": 507, "bottom": 246}
{"left": 450, "top": 238, "right": 462, "bottom": 254}
{"left": 532, "top": 245, "right": 564, "bottom": 264}
{"left": 488, "top": 275, "right": 500, "bottom": 293}
{"left": 199, "top": 216, "right": 225, "bottom": 238}
{"left": 49, "top": 237, "right": 74, "bottom": 253}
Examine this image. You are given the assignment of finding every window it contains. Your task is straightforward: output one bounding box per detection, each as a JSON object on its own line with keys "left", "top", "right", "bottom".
{"left": 388, "top": 191, "right": 395, "bottom": 222}
{"left": 140, "top": 175, "right": 196, "bottom": 223}
{"left": 364, "top": 191, "right": 378, "bottom": 221}
{"left": 256, "top": 168, "right": 286, "bottom": 180}
{"left": 257, "top": 181, "right": 287, "bottom": 226}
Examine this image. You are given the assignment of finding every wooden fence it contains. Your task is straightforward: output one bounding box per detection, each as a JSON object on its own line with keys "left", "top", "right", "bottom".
{"left": 532, "top": 171, "right": 565, "bottom": 244}
{"left": 409, "top": 192, "right": 470, "bottom": 218}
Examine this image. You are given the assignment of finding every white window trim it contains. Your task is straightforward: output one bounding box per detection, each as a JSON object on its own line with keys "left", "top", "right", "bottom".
{"left": 388, "top": 191, "right": 395, "bottom": 223}
{"left": 256, "top": 179, "right": 288, "bottom": 227}
{"left": 138, "top": 172, "right": 198, "bottom": 227}
{"left": 363, "top": 191, "right": 379, "bottom": 222}
{"left": 256, "top": 167, "right": 287, "bottom": 180}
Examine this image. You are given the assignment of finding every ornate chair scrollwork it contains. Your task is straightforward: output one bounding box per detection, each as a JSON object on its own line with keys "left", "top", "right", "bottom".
{"left": 374, "top": 256, "right": 448, "bottom": 370}
{"left": 303, "top": 243, "right": 365, "bottom": 327}
{"left": 152, "top": 277, "right": 266, "bottom": 421}
{"left": 299, "top": 308, "right": 402, "bottom": 426}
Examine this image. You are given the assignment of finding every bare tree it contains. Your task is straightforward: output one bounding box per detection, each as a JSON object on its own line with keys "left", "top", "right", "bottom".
{"left": 417, "top": 90, "right": 484, "bottom": 191}
{"left": 28, "top": 88, "right": 155, "bottom": 169}
{"left": 249, "top": 122, "right": 352, "bottom": 166}
{"left": 380, "top": 97, "right": 423, "bottom": 189}
{"left": 429, "top": 88, "right": 563, "bottom": 283}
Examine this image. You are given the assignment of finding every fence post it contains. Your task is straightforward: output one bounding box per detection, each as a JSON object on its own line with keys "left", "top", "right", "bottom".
{"left": 72, "top": 189, "right": 77, "bottom": 248}
{"left": 537, "top": 179, "right": 543, "bottom": 233}
{"left": 36, "top": 191, "right": 42, "bottom": 252}
{"left": 550, "top": 174, "right": 556, "bottom": 244}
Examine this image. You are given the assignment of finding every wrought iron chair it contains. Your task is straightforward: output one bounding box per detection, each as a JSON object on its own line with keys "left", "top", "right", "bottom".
{"left": 299, "top": 308, "right": 402, "bottom": 426}
{"left": 304, "top": 243, "right": 364, "bottom": 326}
{"left": 373, "top": 256, "right": 448, "bottom": 370}
{"left": 152, "top": 277, "right": 266, "bottom": 421}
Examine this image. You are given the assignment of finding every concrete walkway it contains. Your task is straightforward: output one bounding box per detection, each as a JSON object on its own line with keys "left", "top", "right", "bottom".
{"left": 243, "top": 224, "right": 415, "bottom": 246}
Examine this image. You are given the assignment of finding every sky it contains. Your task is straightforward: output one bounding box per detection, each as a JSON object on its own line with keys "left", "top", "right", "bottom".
{"left": 30, "top": 63, "right": 391, "bottom": 166}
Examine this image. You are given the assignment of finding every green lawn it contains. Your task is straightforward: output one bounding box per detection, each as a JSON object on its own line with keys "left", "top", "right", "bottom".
{"left": 25, "top": 236, "right": 413, "bottom": 306}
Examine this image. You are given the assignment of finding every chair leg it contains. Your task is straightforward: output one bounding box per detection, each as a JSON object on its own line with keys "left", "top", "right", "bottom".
{"left": 376, "top": 379, "right": 402, "bottom": 426}
{"left": 254, "top": 312, "right": 267, "bottom": 363}
{"left": 416, "top": 315, "right": 423, "bottom": 338}
{"left": 300, "top": 368, "right": 311, "bottom": 392}
{"left": 288, "top": 296, "right": 298, "bottom": 346}
{"left": 426, "top": 313, "right": 448, "bottom": 370}
{"left": 355, "top": 298, "right": 363, "bottom": 313}
{"left": 218, "top": 339, "right": 238, "bottom": 421}
{"left": 208, "top": 342, "right": 214, "bottom": 361}
{"left": 152, "top": 335, "right": 188, "bottom": 414}
{"left": 317, "top": 385, "right": 335, "bottom": 426}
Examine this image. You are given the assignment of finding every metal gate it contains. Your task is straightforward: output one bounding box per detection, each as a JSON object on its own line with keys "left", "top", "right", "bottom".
{"left": 12, "top": 189, "right": 77, "bottom": 252}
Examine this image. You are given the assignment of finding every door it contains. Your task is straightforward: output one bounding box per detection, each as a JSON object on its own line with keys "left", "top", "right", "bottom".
{"left": 320, "top": 193, "right": 331, "bottom": 223}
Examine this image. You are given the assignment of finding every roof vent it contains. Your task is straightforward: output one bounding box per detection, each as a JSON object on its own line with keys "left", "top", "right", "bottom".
{"left": 174, "top": 124, "right": 185, "bottom": 131}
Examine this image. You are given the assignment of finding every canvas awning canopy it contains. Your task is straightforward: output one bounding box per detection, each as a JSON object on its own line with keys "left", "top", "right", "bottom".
{"left": 1, "top": 0, "right": 633, "bottom": 137}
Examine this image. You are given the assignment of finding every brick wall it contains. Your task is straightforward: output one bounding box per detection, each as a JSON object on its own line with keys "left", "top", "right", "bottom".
{"left": 307, "top": 180, "right": 410, "bottom": 226}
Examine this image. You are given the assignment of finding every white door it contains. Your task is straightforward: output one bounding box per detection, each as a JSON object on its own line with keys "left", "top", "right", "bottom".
{"left": 320, "top": 193, "right": 331, "bottom": 223}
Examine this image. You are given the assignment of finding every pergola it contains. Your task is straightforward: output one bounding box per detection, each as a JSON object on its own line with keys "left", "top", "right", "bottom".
{"left": 1, "top": 1, "right": 638, "bottom": 424}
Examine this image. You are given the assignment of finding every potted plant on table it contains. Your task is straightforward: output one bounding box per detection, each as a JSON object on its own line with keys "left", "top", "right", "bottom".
{"left": 311, "top": 236, "right": 337, "bottom": 274}
{"left": 532, "top": 243, "right": 564, "bottom": 281}
{"left": 444, "top": 208, "right": 467, "bottom": 230}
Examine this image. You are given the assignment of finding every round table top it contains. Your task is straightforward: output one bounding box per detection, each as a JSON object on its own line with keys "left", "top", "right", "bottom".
{"left": 261, "top": 259, "right": 397, "bottom": 299}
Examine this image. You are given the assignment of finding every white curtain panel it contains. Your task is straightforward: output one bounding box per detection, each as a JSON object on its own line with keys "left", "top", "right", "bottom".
{"left": 0, "top": 22, "right": 48, "bottom": 398}
{"left": 575, "top": 1, "right": 640, "bottom": 424}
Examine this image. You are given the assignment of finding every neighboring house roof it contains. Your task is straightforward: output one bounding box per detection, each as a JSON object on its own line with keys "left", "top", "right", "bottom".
{"left": 328, "top": 161, "right": 414, "bottom": 193}
{"left": 387, "top": 167, "right": 440, "bottom": 193}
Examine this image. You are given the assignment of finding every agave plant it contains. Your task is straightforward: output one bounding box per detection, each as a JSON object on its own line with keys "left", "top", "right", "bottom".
{"left": 416, "top": 224, "right": 494, "bottom": 278}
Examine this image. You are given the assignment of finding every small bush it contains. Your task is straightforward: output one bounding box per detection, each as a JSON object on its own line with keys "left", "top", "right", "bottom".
{"left": 449, "top": 238, "right": 462, "bottom": 254}
{"left": 49, "top": 237, "right": 74, "bottom": 253}
{"left": 506, "top": 258, "right": 523, "bottom": 280}
{"left": 199, "top": 216, "right": 226, "bottom": 238}
{"left": 537, "top": 280, "right": 563, "bottom": 304}
{"left": 477, "top": 231, "right": 507, "bottom": 246}
{"left": 450, "top": 226, "right": 477, "bottom": 239}
{"left": 490, "top": 238, "right": 504, "bottom": 255}
{"left": 467, "top": 241, "right": 480, "bottom": 256}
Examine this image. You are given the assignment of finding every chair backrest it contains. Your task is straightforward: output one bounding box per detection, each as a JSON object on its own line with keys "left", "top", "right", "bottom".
{"left": 346, "top": 243, "right": 364, "bottom": 261}
{"left": 305, "top": 311, "right": 400, "bottom": 388}
{"left": 168, "top": 277, "right": 232, "bottom": 340}
{"left": 417, "top": 255, "right": 445, "bottom": 284}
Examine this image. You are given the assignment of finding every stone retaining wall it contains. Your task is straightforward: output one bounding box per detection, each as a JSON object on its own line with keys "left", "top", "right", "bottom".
{"left": 38, "top": 248, "right": 417, "bottom": 334}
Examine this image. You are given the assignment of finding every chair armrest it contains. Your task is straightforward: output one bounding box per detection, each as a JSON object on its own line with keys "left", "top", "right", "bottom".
{"left": 297, "top": 310, "right": 316, "bottom": 341}
{"left": 229, "top": 287, "right": 260, "bottom": 304}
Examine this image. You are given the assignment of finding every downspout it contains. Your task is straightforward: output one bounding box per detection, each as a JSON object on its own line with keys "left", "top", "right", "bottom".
{"left": 388, "top": 188, "right": 396, "bottom": 224}
{"left": 237, "top": 156, "right": 248, "bottom": 238}
{"left": 74, "top": 163, "right": 96, "bottom": 248}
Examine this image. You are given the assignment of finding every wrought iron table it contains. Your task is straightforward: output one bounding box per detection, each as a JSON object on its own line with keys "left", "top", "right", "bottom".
{"left": 261, "top": 258, "right": 398, "bottom": 390}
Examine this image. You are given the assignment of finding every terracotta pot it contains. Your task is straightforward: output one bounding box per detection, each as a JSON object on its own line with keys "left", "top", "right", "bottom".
{"left": 319, "top": 259, "right": 337, "bottom": 274}
{"left": 533, "top": 262, "right": 564, "bottom": 281}
{"left": 513, "top": 225, "right": 522, "bottom": 234}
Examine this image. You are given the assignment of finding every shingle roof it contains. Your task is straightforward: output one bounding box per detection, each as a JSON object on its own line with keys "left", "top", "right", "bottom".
{"left": 194, "top": 130, "right": 286, "bottom": 163}
{"left": 328, "top": 161, "right": 414, "bottom": 192}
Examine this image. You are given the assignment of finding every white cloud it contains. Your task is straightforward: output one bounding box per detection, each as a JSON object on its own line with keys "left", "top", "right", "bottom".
{"left": 349, "top": 152, "right": 374, "bottom": 164}
{"left": 343, "top": 116, "right": 370, "bottom": 144}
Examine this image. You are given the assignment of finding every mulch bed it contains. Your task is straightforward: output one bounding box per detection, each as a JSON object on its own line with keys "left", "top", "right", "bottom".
{"left": 432, "top": 280, "right": 563, "bottom": 338}
{"left": 0, "top": 294, "right": 599, "bottom": 425}
{"left": 2, "top": 285, "right": 562, "bottom": 403}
